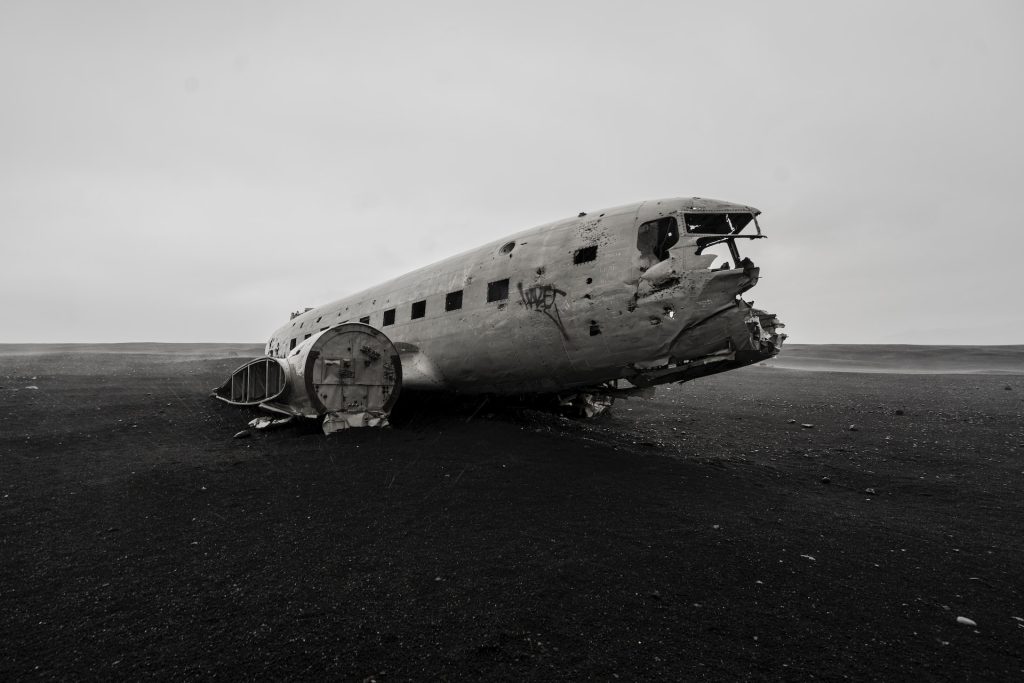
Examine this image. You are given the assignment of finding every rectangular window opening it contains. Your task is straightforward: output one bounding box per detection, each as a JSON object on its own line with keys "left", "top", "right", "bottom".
{"left": 684, "top": 212, "right": 753, "bottom": 235}
{"left": 487, "top": 278, "right": 509, "bottom": 303}
{"left": 289, "top": 338, "right": 297, "bottom": 351}
{"left": 359, "top": 316, "right": 370, "bottom": 324}
{"left": 445, "top": 290, "right": 463, "bottom": 311}
{"left": 411, "top": 300, "right": 426, "bottom": 319}
{"left": 574, "top": 245, "right": 598, "bottom": 264}
{"left": 637, "top": 216, "right": 680, "bottom": 264}
{"left": 383, "top": 308, "right": 396, "bottom": 326}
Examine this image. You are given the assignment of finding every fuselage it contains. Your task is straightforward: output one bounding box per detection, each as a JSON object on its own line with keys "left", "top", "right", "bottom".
{"left": 266, "top": 197, "right": 785, "bottom": 396}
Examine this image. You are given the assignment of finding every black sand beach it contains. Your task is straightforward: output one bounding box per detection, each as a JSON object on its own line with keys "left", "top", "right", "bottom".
{"left": 1, "top": 346, "right": 1022, "bottom": 680}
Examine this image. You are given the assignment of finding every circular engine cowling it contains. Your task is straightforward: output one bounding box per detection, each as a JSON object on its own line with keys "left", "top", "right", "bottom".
{"left": 286, "top": 323, "right": 402, "bottom": 430}
{"left": 215, "top": 323, "right": 402, "bottom": 431}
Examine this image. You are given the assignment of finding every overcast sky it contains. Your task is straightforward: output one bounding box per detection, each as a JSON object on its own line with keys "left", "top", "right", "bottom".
{"left": 2, "top": 1, "right": 1021, "bottom": 344}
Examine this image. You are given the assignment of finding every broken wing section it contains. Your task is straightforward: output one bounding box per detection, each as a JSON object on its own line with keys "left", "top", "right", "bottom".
{"left": 393, "top": 342, "right": 449, "bottom": 390}
{"left": 213, "top": 357, "right": 288, "bottom": 406}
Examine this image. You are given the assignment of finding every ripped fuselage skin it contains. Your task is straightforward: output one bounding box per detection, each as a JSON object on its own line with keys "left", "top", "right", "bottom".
{"left": 263, "top": 197, "right": 785, "bottom": 404}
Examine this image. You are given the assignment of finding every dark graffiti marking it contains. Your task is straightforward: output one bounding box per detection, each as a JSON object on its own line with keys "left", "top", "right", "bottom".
{"left": 519, "top": 283, "right": 565, "bottom": 311}
{"left": 518, "top": 282, "right": 569, "bottom": 339}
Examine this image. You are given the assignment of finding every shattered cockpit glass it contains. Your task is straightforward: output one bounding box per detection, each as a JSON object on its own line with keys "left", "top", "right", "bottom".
{"left": 685, "top": 212, "right": 762, "bottom": 270}
{"left": 636, "top": 211, "right": 763, "bottom": 271}
{"left": 683, "top": 212, "right": 755, "bottom": 235}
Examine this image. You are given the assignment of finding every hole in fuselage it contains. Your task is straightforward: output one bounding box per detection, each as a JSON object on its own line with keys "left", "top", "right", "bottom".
{"left": 573, "top": 245, "right": 598, "bottom": 264}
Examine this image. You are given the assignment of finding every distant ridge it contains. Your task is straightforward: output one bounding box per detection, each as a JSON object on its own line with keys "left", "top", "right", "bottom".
{"left": 766, "top": 344, "right": 1024, "bottom": 374}
{"left": 2, "top": 343, "right": 1022, "bottom": 374}
{"left": 0, "top": 343, "right": 265, "bottom": 357}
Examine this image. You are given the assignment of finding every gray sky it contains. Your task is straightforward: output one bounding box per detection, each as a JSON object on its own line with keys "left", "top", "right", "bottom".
{"left": 2, "top": 1, "right": 1021, "bottom": 344}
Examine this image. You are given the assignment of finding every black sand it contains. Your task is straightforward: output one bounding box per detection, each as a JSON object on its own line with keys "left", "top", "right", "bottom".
{"left": 1, "top": 347, "right": 1022, "bottom": 680}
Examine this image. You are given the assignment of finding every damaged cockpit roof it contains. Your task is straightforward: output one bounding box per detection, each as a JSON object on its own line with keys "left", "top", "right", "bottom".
{"left": 683, "top": 212, "right": 756, "bottom": 235}
{"left": 677, "top": 197, "right": 760, "bottom": 216}
{"left": 648, "top": 197, "right": 764, "bottom": 238}
{"left": 671, "top": 198, "right": 763, "bottom": 238}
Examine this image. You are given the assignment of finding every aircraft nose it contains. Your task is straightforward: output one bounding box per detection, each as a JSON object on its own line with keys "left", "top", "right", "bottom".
{"left": 667, "top": 300, "right": 784, "bottom": 365}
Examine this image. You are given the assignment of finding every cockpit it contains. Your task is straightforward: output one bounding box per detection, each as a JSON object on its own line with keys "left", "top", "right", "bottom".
{"left": 636, "top": 204, "right": 764, "bottom": 272}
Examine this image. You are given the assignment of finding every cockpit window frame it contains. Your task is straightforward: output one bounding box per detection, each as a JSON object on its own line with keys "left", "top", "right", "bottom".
{"left": 683, "top": 211, "right": 756, "bottom": 235}
{"left": 636, "top": 216, "right": 680, "bottom": 264}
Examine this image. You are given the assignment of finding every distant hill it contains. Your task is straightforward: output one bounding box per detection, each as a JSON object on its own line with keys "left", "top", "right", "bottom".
{"left": 766, "top": 344, "right": 1024, "bottom": 374}
{"left": 2, "top": 343, "right": 1023, "bottom": 375}
{"left": 0, "top": 343, "right": 265, "bottom": 358}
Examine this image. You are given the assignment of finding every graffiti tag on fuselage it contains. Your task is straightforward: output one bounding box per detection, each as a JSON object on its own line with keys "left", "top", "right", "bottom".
{"left": 517, "top": 282, "right": 569, "bottom": 339}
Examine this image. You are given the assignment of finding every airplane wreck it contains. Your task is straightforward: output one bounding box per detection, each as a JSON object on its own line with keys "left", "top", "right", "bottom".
{"left": 214, "top": 197, "right": 786, "bottom": 433}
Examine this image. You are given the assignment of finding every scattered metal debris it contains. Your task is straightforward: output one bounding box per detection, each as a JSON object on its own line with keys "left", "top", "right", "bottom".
{"left": 248, "top": 416, "right": 294, "bottom": 431}
{"left": 322, "top": 411, "right": 390, "bottom": 433}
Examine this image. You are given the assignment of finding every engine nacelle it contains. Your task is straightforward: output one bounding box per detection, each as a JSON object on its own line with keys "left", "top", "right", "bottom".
{"left": 214, "top": 323, "right": 402, "bottom": 432}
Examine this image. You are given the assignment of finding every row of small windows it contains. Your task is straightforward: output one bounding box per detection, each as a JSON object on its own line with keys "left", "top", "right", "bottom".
{"left": 368, "top": 277, "right": 510, "bottom": 328}
{"left": 372, "top": 244, "right": 597, "bottom": 325}
{"left": 364, "top": 278, "right": 512, "bottom": 331}
{"left": 284, "top": 243, "right": 599, "bottom": 347}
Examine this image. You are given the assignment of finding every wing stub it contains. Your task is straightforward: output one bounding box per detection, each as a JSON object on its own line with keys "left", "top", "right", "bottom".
{"left": 213, "top": 357, "right": 288, "bottom": 405}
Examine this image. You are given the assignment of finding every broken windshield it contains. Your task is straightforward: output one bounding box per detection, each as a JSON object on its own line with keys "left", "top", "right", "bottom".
{"left": 636, "top": 211, "right": 762, "bottom": 272}
{"left": 683, "top": 212, "right": 754, "bottom": 235}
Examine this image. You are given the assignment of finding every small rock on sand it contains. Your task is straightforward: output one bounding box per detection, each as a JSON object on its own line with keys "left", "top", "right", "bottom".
{"left": 848, "top": 424, "right": 858, "bottom": 431}
{"left": 801, "top": 424, "right": 814, "bottom": 429}
{"left": 233, "top": 430, "right": 252, "bottom": 439}
{"left": 956, "top": 616, "right": 977, "bottom": 627}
